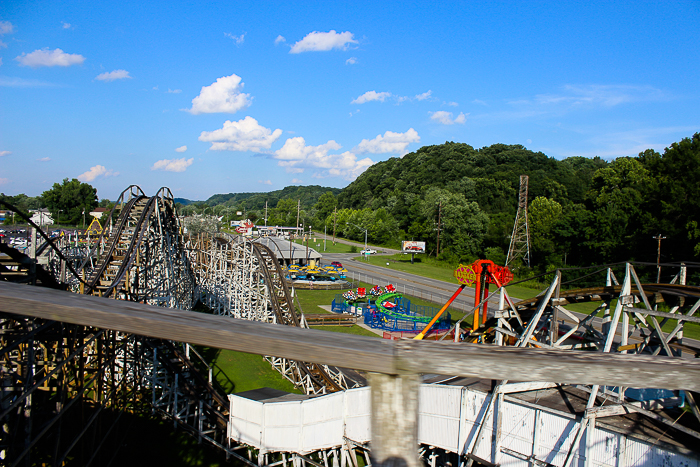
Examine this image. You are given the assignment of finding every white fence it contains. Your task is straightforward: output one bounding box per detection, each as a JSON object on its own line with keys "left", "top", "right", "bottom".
{"left": 228, "top": 384, "right": 699, "bottom": 466}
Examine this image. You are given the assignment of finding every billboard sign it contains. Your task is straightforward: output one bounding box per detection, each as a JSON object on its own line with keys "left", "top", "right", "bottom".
{"left": 401, "top": 241, "right": 426, "bottom": 253}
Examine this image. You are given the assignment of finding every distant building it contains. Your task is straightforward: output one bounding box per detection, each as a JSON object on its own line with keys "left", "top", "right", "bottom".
{"left": 89, "top": 207, "right": 108, "bottom": 219}
{"left": 30, "top": 209, "right": 53, "bottom": 226}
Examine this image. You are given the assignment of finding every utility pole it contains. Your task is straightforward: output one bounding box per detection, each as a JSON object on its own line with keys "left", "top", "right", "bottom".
{"left": 436, "top": 201, "right": 443, "bottom": 258}
{"left": 654, "top": 234, "right": 666, "bottom": 283}
{"left": 264, "top": 201, "right": 268, "bottom": 227}
{"left": 296, "top": 199, "right": 300, "bottom": 238}
{"left": 332, "top": 207, "right": 337, "bottom": 244}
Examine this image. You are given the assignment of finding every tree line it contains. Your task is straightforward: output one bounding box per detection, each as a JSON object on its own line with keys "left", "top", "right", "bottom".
{"left": 5, "top": 133, "right": 699, "bottom": 274}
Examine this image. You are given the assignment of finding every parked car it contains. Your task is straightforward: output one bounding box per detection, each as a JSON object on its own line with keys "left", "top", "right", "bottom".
{"left": 361, "top": 248, "right": 377, "bottom": 255}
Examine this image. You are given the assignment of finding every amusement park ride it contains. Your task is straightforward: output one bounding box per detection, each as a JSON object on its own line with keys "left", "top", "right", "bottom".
{"left": 1, "top": 185, "right": 700, "bottom": 466}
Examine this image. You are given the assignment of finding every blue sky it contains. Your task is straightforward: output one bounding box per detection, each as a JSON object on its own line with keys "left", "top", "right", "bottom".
{"left": 1, "top": 1, "right": 698, "bottom": 201}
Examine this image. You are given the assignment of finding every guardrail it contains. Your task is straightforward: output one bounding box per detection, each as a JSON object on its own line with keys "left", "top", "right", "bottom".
{"left": 1, "top": 281, "right": 699, "bottom": 467}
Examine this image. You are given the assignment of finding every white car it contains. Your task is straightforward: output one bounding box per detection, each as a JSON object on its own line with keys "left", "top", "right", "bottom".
{"left": 361, "top": 248, "right": 377, "bottom": 255}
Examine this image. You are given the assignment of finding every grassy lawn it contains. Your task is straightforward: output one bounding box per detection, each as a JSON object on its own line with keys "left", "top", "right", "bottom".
{"left": 192, "top": 346, "right": 301, "bottom": 395}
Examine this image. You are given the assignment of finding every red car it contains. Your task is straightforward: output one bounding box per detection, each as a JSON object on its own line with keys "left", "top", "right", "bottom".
{"left": 331, "top": 261, "right": 343, "bottom": 268}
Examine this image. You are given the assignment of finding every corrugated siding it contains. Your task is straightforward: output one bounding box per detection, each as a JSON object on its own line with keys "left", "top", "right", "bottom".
{"left": 229, "top": 395, "right": 263, "bottom": 447}
{"left": 302, "top": 392, "right": 345, "bottom": 452}
{"left": 536, "top": 409, "right": 579, "bottom": 466}
{"left": 262, "top": 401, "right": 302, "bottom": 452}
{"left": 344, "top": 387, "right": 371, "bottom": 443}
{"left": 418, "top": 384, "right": 462, "bottom": 452}
{"left": 497, "top": 399, "right": 535, "bottom": 464}
{"left": 228, "top": 385, "right": 700, "bottom": 466}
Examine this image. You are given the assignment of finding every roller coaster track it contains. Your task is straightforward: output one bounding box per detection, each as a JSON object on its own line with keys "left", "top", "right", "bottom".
{"left": 192, "top": 233, "right": 362, "bottom": 395}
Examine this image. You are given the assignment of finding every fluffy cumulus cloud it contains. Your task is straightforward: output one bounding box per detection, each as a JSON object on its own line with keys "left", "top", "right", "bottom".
{"left": 0, "top": 21, "right": 14, "bottom": 35}
{"left": 61, "top": 22, "right": 71, "bottom": 29}
{"left": 290, "top": 30, "right": 357, "bottom": 53}
{"left": 351, "top": 91, "right": 391, "bottom": 104}
{"left": 0, "top": 20, "right": 14, "bottom": 48}
{"left": 356, "top": 129, "right": 420, "bottom": 155}
{"left": 95, "top": 69, "right": 131, "bottom": 82}
{"left": 167, "top": 88, "right": 181, "bottom": 93}
{"left": 0, "top": 150, "right": 11, "bottom": 157}
{"left": 352, "top": 89, "right": 433, "bottom": 104}
{"left": 346, "top": 57, "right": 357, "bottom": 65}
{"left": 186, "top": 74, "right": 251, "bottom": 114}
{"left": 259, "top": 179, "right": 272, "bottom": 185}
{"left": 224, "top": 32, "right": 245, "bottom": 45}
{"left": 15, "top": 48, "right": 85, "bottom": 68}
{"left": 274, "top": 35, "right": 286, "bottom": 45}
{"left": 199, "top": 116, "right": 282, "bottom": 152}
{"left": 151, "top": 158, "right": 193, "bottom": 172}
{"left": 429, "top": 110, "right": 467, "bottom": 125}
{"left": 273, "top": 137, "right": 373, "bottom": 180}
{"left": 78, "top": 165, "right": 117, "bottom": 182}
{"left": 175, "top": 145, "right": 187, "bottom": 153}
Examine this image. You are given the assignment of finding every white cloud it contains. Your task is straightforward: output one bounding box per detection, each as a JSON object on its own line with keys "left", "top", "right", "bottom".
{"left": 0, "top": 76, "right": 56, "bottom": 87}
{"left": 0, "top": 150, "right": 10, "bottom": 157}
{"left": 533, "top": 84, "right": 665, "bottom": 107}
{"left": 346, "top": 57, "right": 357, "bottom": 65}
{"left": 0, "top": 21, "right": 14, "bottom": 35}
{"left": 472, "top": 99, "right": 488, "bottom": 106}
{"left": 38, "top": 157, "right": 51, "bottom": 161}
{"left": 274, "top": 137, "right": 374, "bottom": 180}
{"left": 351, "top": 90, "right": 391, "bottom": 104}
{"left": 95, "top": 69, "right": 131, "bottom": 81}
{"left": 259, "top": 179, "right": 272, "bottom": 185}
{"left": 290, "top": 30, "right": 357, "bottom": 53}
{"left": 167, "top": 88, "right": 181, "bottom": 93}
{"left": 151, "top": 158, "right": 193, "bottom": 172}
{"left": 61, "top": 22, "right": 71, "bottom": 29}
{"left": 186, "top": 74, "right": 251, "bottom": 115}
{"left": 356, "top": 128, "right": 420, "bottom": 155}
{"left": 275, "top": 35, "right": 286, "bottom": 45}
{"left": 429, "top": 110, "right": 467, "bottom": 125}
{"left": 15, "top": 48, "right": 85, "bottom": 68}
{"left": 78, "top": 165, "right": 117, "bottom": 182}
{"left": 175, "top": 145, "right": 187, "bottom": 153}
{"left": 199, "top": 116, "right": 283, "bottom": 152}
{"left": 224, "top": 32, "right": 245, "bottom": 45}
{"left": 415, "top": 90, "right": 432, "bottom": 101}
{"left": 291, "top": 178, "right": 303, "bottom": 184}
{"left": 446, "top": 101, "right": 459, "bottom": 107}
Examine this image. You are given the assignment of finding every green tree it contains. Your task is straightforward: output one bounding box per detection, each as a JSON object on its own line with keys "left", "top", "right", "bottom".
{"left": 42, "top": 178, "right": 98, "bottom": 226}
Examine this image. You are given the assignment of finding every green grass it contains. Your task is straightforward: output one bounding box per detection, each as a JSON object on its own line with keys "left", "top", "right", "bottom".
{"left": 309, "top": 324, "right": 380, "bottom": 337}
{"left": 193, "top": 346, "right": 301, "bottom": 395}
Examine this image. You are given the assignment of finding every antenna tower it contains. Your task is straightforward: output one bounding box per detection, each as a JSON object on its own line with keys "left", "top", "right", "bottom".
{"left": 506, "top": 175, "right": 531, "bottom": 268}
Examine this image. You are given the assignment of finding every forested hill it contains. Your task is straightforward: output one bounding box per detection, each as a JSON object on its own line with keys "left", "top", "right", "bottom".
{"left": 204, "top": 185, "right": 341, "bottom": 211}
{"left": 334, "top": 135, "right": 700, "bottom": 269}
{"left": 338, "top": 142, "right": 606, "bottom": 214}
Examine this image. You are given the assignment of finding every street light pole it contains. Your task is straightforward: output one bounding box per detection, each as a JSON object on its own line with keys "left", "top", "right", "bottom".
{"left": 654, "top": 234, "right": 666, "bottom": 283}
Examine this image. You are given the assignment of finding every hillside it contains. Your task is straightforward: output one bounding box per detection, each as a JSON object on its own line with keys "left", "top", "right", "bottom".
{"left": 204, "top": 185, "right": 341, "bottom": 211}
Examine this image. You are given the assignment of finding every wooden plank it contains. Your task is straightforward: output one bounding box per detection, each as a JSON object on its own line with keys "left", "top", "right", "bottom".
{"left": 2, "top": 282, "right": 700, "bottom": 390}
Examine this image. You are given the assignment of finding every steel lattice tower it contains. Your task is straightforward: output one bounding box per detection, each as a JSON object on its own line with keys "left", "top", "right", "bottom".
{"left": 506, "top": 175, "right": 531, "bottom": 268}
